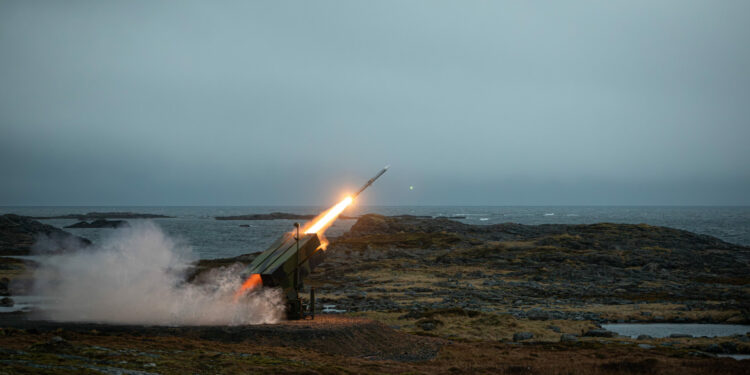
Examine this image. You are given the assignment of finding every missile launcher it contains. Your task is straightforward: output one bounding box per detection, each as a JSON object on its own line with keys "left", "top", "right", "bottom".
{"left": 243, "top": 226, "right": 324, "bottom": 319}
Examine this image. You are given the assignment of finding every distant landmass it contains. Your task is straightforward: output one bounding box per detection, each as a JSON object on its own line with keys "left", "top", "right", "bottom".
{"left": 32, "top": 212, "right": 172, "bottom": 220}
{"left": 65, "top": 219, "right": 130, "bottom": 229}
{"left": 215, "top": 212, "right": 358, "bottom": 221}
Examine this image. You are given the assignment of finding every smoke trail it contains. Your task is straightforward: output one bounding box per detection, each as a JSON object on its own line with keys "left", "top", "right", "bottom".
{"left": 32, "top": 221, "right": 283, "bottom": 325}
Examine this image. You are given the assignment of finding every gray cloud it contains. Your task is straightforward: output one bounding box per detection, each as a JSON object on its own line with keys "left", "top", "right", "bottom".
{"left": 1, "top": 1, "right": 748, "bottom": 205}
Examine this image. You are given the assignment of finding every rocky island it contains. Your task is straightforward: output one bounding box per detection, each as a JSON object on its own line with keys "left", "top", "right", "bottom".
{"left": 215, "top": 212, "right": 357, "bottom": 220}
{"left": 64, "top": 219, "right": 130, "bottom": 229}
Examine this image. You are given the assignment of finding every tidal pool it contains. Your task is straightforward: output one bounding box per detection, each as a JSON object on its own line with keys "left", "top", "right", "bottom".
{"left": 0, "top": 295, "right": 56, "bottom": 313}
{"left": 717, "top": 354, "right": 750, "bottom": 361}
{"left": 602, "top": 323, "right": 750, "bottom": 338}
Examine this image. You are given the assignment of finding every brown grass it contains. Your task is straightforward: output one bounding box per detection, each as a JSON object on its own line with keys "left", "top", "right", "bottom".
{"left": 1, "top": 327, "right": 748, "bottom": 374}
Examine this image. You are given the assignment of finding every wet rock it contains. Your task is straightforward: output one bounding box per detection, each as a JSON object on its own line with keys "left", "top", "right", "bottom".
{"left": 584, "top": 329, "right": 616, "bottom": 338}
{"left": 638, "top": 344, "right": 655, "bottom": 349}
{"left": 548, "top": 325, "right": 561, "bottom": 333}
{"left": 0, "top": 297, "right": 13, "bottom": 307}
{"left": 637, "top": 334, "right": 653, "bottom": 340}
{"left": 513, "top": 332, "right": 534, "bottom": 342}
{"left": 419, "top": 322, "right": 436, "bottom": 331}
{"left": 689, "top": 351, "right": 717, "bottom": 358}
{"left": 704, "top": 344, "right": 722, "bottom": 353}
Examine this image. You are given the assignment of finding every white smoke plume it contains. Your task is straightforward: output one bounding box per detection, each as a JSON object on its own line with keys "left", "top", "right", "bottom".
{"left": 32, "top": 221, "right": 283, "bottom": 325}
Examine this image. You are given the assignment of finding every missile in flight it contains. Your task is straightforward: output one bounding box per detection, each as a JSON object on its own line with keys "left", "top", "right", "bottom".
{"left": 352, "top": 165, "right": 389, "bottom": 199}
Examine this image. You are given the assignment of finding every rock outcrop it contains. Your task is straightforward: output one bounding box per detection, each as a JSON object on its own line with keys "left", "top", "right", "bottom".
{"left": 0, "top": 214, "right": 91, "bottom": 255}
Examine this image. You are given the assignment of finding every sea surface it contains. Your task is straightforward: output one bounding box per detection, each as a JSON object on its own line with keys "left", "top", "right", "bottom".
{"left": 2, "top": 206, "right": 749, "bottom": 259}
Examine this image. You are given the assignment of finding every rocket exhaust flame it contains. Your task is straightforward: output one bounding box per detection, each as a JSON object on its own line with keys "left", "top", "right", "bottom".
{"left": 234, "top": 273, "right": 262, "bottom": 301}
{"left": 301, "top": 195, "right": 353, "bottom": 251}
{"left": 300, "top": 166, "right": 388, "bottom": 249}
{"left": 304, "top": 196, "right": 353, "bottom": 235}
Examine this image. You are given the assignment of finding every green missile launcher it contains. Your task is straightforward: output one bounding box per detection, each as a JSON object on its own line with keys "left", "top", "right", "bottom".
{"left": 242, "top": 223, "right": 324, "bottom": 320}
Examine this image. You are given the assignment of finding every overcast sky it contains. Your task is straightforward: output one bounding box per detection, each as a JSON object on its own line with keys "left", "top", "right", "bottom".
{"left": 1, "top": 1, "right": 748, "bottom": 206}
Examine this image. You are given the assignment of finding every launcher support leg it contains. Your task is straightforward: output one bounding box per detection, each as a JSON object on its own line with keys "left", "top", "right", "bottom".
{"left": 310, "top": 287, "right": 315, "bottom": 320}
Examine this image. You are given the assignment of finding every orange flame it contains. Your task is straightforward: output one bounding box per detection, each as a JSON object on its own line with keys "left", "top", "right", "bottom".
{"left": 302, "top": 196, "right": 353, "bottom": 250}
{"left": 304, "top": 196, "right": 353, "bottom": 234}
{"left": 234, "top": 273, "right": 262, "bottom": 301}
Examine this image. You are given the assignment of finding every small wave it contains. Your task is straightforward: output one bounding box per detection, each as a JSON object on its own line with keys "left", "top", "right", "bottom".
{"left": 544, "top": 213, "right": 555, "bottom": 216}
{"left": 479, "top": 218, "right": 489, "bottom": 221}
{"left": 566, "top": 214, "right": 579, "bottom": 217}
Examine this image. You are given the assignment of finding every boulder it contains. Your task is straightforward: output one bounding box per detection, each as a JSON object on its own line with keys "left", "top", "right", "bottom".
{"left": 527, "top": 308, "right": 550, "bottom": 320}
{"left": 513, "top": 332, "right": 534, "bottom": 342}
{"left": 560, "top": 334, "right": 578, "bottom": 343}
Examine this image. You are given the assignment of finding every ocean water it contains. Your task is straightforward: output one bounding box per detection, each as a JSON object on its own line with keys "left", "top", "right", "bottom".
{"left": 2, "top": 206, "right": 749, "bottom": 259}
